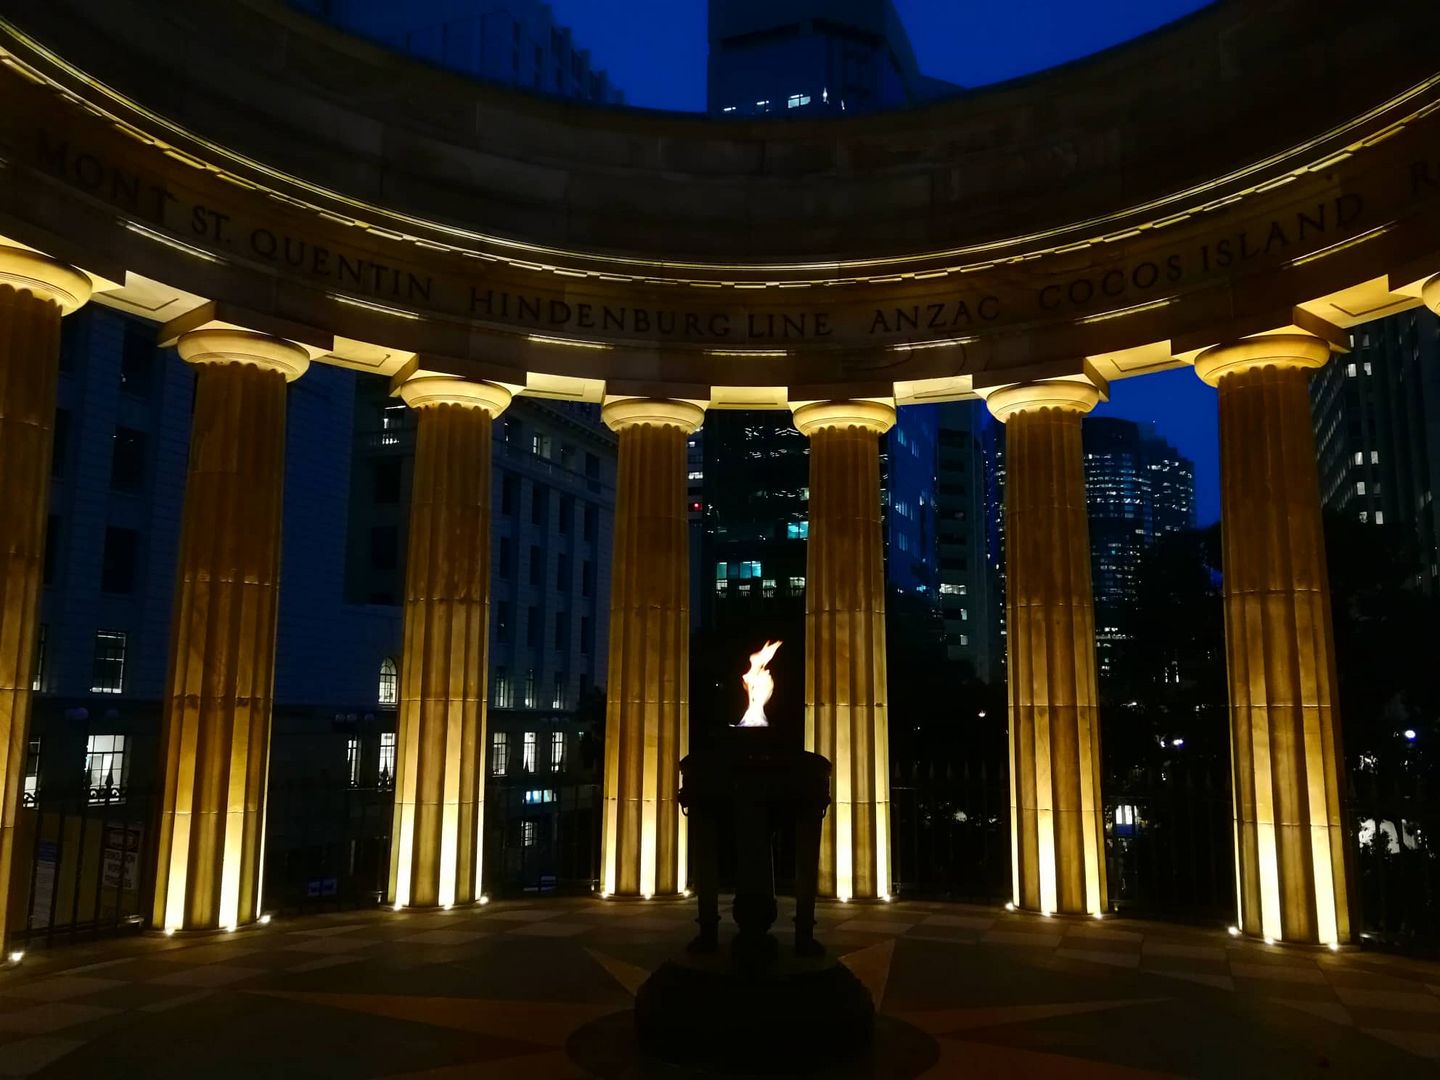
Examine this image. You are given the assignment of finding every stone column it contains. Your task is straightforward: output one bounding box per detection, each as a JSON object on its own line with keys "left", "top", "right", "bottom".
{"left": 987, "top": 380, "right": 1107, "bottom": 917}
{"left": 153, "top": 328, "right": 308, "bottom": 933}
{"left": 599, "top": 398, "right": 703, "bottom": 899}
{"left": 0, "top": 247, "right": 90, "bottom": 951}
{"left": 388, "top": 375, "right": 512, "bottom": 910}
{"left": 793, "top": 399, "right": 894, "bottom": 902}
{"left": 1196, "top": 334, "right": 1350, "bottom": 946}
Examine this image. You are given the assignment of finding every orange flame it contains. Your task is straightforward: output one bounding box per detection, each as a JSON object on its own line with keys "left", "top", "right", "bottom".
{"left": 737, "top": 640, "right": 782, "bottom": 727}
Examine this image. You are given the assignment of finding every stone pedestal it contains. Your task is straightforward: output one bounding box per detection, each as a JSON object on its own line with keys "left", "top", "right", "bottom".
{"left": 987, "top": 380, "right": 1108, "bottom": 917}
{"left": 635, "top": 730, "right": 872, "bottom": 1070}
{"left": 599, "top": 398, "right": 703, "bottom": 899}
{"left": 1197, "top": 334, "right": 1351, "bottom": 946}
{"left": 153, "top": 328, "right": 308, "bottom": 933}
{"left": 388, "top": 376, "right": 512, "bottom": 910}
{"left": 0, "top": 247, "right": 90, "bottom": 951}
{"left": 793, "top": 400, "right": 894, "bottom": 902}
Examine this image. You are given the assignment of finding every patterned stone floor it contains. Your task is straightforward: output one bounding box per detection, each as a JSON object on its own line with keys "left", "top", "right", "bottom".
{"left": 1, "top": 897, "right": 1437, "bottom": 1077}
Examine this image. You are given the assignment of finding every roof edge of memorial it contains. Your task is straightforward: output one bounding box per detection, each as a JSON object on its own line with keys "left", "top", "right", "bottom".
{"left": 2, "top": 0, "right": 1438, "bottom": 283}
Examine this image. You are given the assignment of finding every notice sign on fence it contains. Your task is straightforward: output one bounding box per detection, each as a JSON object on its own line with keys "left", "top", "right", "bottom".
{"left": 102, "top": 824, "right": 142, "bottom": 891}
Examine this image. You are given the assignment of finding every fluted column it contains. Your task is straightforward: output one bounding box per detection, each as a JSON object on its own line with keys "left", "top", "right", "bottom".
{"left": 1197, "top": 334, "right": 1350, "bottom": 946}
{"left": 599, "top": 398, "right": 703, "bottom": 899}
{"left": 388, "top": 375, "right": 512, "bottom": 910}
{"left": 987, "top": 380, "right": 1107, "bottom": 917}
{"left": 0, "top": 247, "right": 91, "bottom": 951}
{"left": 793, "top": 399, "right": 894, "bottom": 902}
{"left": 153, "top": 328, "right": 308, "bottom": 932}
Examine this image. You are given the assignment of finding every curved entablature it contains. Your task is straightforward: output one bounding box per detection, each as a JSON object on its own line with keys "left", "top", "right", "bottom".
{"left": 1, "top": 0, "right": 1440, "bottom": 403}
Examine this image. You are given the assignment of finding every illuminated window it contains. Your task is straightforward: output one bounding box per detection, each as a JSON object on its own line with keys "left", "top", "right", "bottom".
{"left": 378, "top": 657, "right": 398, "bottom": 708}
{"left": 762, "top": 578, "right": 777, "bottom": 598}
{"left": 787, "top": 93, "right": 811, "bottom": 108}
{"left": 492, "top": 731, "right": 510, "bottom": 776}
{"left": 22, "top": 737, "right": 40, "bottom": 806}
{"left": 90, "top": 630, "right": 127, "bottom": 694}
{"left": 531, "top": 432, "right": 552, "bottom": 459}
{"left": 550, "top": 731, "right": 565, "bottom": 772}
{"left": 523, "top": 789, "right": 557, "bottom": 805}
{"left": 494, "top": 669, "right": 513, "bottom": 708}
{"left": 346, "top": 737, "right": 361, "bottom": 787}
{"left": 522, "top": 731, "right": 537, "bottom": 772}
{"left": 85, "top": 734, "right": 126, "bottom": 804}
{"left": 379, "top": 732, "right": 396, "bottom": 786}
{"left": 786, "top": 521, "right": 809, "bottom": 540}
{"left": 521, "top": 820, "right": 537, "bottom": 847}
{"left": 1356, "top": 481, "right": 1367, "bottom": 495}
{"left": 524, "top": 669, "right": 537, "bottom": 709}
{"left": 1375, "top": 510, "right": 1385, "bottom": 525}
{"left": 789, "top": 576, "right": 805, "bottom": 593}
{"left": 31, "top": 623, "right": 45, "bottom": 693}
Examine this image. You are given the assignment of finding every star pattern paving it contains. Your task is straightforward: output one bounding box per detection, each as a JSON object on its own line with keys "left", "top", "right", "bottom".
{"left": 0, "top": 897, "right": 1437, "bottom": 1077}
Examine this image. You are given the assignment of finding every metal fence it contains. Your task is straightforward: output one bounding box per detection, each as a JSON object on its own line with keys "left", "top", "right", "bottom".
{"left": 891, "top": 753, "right": 1439, "bottom": 954}
{"left": 261, "top": 779, "right": 394, "bottom": 916}
{"left": 10, "top": 787, "right": 154, "bottom": 947}
{"left": 10, "top": 755, "right": 1436, "bottom": 956}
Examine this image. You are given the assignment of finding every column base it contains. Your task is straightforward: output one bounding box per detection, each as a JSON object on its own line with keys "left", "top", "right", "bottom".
{"left": 1229, "top": 925, "right": 1348, "bottom": 952}
{"left": 594, "top": 891, "right": 690, "bottom": 903}
{"left": 387, "top": 897, "right": 492, "bottom": 913}
{"left": 1004, "top": 901, "right": 1110, "bottom": 923}
{"left": 147, "top": 913, "right": 272, "bottom": 939}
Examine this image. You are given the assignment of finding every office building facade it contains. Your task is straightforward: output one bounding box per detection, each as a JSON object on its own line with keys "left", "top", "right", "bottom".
{"left": 1311, "top": 308, "right": 1440, "bottom": 592}
{"left": 289, "top": 0, "right": 624, "bottom": 103}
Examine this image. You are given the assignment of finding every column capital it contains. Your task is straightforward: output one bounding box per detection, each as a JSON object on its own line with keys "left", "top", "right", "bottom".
{"left": 0, "top": 246, "right": 92, "bottom": 314}
{"left": 1193, "top": 333, "right": 1331, "bottom": 387}
{"left": 792, "top": 399, "right": 896, "bottom": 437}
{"left": 177, "top": 328, "right": 310, "bottom": 383}
{"left": 1421, "top": 274, "right": 1440, "bottom": 316}
{"left": 399, "top": 374, "right": 513, "bottom": 416}
{"left": 983, "top": 379, "right": 1101, "bottom": 423}
{"left": 601, "top": 397, "right": 705, "bottom": 434}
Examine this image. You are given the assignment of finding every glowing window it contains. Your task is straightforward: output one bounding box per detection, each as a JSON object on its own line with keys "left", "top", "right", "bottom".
{"left": 550, "top": 731, "right": 565, "bottom": 772}
{"left": 85, "top": 735, "right": 126, "bottom": 804}
{"left": 378, "top": 657, "right": 398, "bottom": 707}
{"left": 492, "top": 732, "right": 510, "bottom": 776}
{"left": 522, "top": 731, "right": 537, "bottom": 772}
{"left": 379, "top": 732, "right": 397, "bottom": 785}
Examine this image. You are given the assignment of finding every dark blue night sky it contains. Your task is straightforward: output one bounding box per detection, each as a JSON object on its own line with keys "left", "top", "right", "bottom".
{"left": 547, "top": 0, "right": 1221, "bottom": 523}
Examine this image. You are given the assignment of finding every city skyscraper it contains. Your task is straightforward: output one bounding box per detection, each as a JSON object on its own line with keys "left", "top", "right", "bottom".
{"left": 707, "top": 0, "right": 956, "bottom": 117}
{"left": 1311, "top": 307, "right": 1440, "bottom": 592}
{"left": 986, "top": 416, "right": 1196, "bottom": 676}
{"left": 289, "top": 0, "right": 625, "bottom": 103}
{"left": 697, "top": 0, "right": 954, "bottom": 636}
{"left": 1084, "top": 418, "right": 1196, "bottom": 670}
{"left": 937, "top": 402, "right": 995, "bottom": 680}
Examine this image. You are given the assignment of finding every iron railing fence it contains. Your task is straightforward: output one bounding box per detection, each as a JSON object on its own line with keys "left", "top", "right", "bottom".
{"left": 484, "top": 779, "right": 602, "bottom": 898}
{"left": 10, "top": 787, "right": 154, "bottom": 947}
{"left": 1351, "top": 768, "right": 1437, "bottom": 955}
{"left": 10, "top": 758, "right": 1436, "bottom": 956}
{"left": 262, "top": 779, "right": 394, "bottom": 917}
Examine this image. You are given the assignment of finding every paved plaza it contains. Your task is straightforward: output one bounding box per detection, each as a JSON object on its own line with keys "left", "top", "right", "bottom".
{"left": 1, "top": 898, "right": 1437, "bottom": 1078}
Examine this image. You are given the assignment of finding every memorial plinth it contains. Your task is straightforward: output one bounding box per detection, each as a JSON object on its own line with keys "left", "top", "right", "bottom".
{"left": 634, "top": 728, "right": 876, "bottom": 1071}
